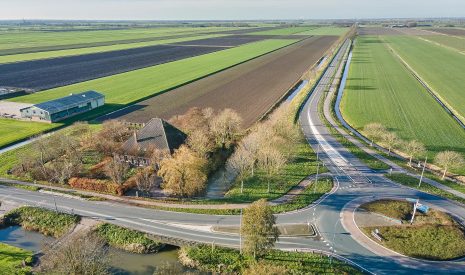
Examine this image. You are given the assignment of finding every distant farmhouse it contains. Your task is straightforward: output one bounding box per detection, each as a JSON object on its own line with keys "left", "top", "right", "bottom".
{"left": 118, "top": 118, "right": 186, "bottom": 167}
{"left": 20, "top": 91, "right": 104, "bottom": 123}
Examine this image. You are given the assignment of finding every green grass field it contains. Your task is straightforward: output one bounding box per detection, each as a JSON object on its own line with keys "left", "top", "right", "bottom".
{"left": 384, "top": 35, "right": 465, "bottom": 123}
{"left": 340, "top": 36, "right": 465, "bottom": 173}
{"left": 0, "top": 33, "right": 227, "bottom": 64}
{"left": 296, "top": 26, "right": 349, "bottom": 35}
{"left": 249, "top": 26, "right": 315, "bottom": 35}
{"left": 0, "top": 243, "right": 32, "bottom": 274}
{"left": 0, "top": 39, "right": 297, "bottom": 148}
{"left": 0, "top": 26, "right": 242, "bottom": 54}
{"left": 421, "top": 35, "right": 465, "bottom": 52}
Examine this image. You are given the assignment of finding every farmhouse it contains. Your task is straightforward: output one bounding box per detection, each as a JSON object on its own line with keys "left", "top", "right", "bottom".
{"left": 118, "top": 118, "right": 186, "bottom": 167}
{"left": 20, "top": 91, "right": 104, "bottom": 123}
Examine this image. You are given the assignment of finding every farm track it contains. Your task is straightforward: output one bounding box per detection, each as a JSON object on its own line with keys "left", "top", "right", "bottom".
{"left": 0, "top": 35, "right": 300, "bottom": 91}
{"left": 107, "top": 35, "right": 338, "bottom": 128}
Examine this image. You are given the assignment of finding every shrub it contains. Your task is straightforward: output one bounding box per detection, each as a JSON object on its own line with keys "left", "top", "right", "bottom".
{"left": 68, "top": 177, "right": 134, "bottom": 196}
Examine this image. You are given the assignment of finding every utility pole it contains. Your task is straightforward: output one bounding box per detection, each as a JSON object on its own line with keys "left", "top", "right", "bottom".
{"left": 410, "top": 199, "right": 419, "bottom": 224}
{"left": 314, "top": 161, "right": 320, "bottom": 193}
{"left": 316, "top": 144, "right": 321, "bottom": 161}
{"left": 418, "top": 156, "right": 428, "bottom": 188}
{"left": 239, "top": 208, "right": 243, "bottom": 254}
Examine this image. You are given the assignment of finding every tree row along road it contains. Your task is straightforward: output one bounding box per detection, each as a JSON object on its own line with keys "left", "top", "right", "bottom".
{"left": 1, "top": 39, "right": 464, "bottom": 274}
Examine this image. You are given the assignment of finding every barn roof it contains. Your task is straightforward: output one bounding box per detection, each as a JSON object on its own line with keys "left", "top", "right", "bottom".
{"left": 30, "top": 91, "right": 104, "bottom": 114}
{"left": 121, "top": 118, "right": 186, "bottom": 155}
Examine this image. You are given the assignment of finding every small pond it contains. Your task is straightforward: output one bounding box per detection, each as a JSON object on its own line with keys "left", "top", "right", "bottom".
{"left": 0, "top": 226, "right": 183, "bottom": 275}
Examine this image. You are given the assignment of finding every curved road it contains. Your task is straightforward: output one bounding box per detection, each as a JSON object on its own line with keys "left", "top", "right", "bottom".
{"left": 1, "top": 39, "right": 465, "bottom": 274}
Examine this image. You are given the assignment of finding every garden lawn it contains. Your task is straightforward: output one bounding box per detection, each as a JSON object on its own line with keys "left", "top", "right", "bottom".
{"left": 384, "top": 35, "right": 465, "bottom": 123}
{"left": 0, "top": 34, "right": 227, "bottom": 64}
{"left": 340, "top": 36, "right": 465, "bottom": 174}
{"left": 0, "top": 243, "right": 32, "bottom": 274}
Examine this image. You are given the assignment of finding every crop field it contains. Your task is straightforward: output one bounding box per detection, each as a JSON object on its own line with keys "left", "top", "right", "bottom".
{"left": 0, "top": 26, "right": 249, "bottom": 55}
{"left": 1, "top": 34, "right": 296, "bottom": 91}
{"left": 111, "top": 36, "right": 338, "bottom": 127}
{"left": 357, "top": 27, "right": 403, "bottom": 35}
{"left": 0, "top": 33, "right": 228, "bottom": 64}
{"left": 0, "top": 118, "right": 58, "bottom": 148}
{"left": 248, "top": 26, "right": 316, "bottom": 35}
{"left": 384, "top": 35, "right": 465, "bottom": 123}
{"left": 295, "top": 26, "right": 349, "bottom": 35}
{"left": 0, "top": 39, "right": 297, "bottom": 147}
{"left": 429, "top": 28, "right": 465, "bottom": 36}
{"left": 340, "top": 37, "right": 465, "bottom": 169}
{"left": 417, "top": 35, "right": 465, "bottom": 53}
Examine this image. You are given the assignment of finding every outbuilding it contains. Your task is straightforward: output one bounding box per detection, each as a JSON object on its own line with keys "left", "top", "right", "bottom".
{"left": 20, "top": 91, "right": 105, "bottom": 122}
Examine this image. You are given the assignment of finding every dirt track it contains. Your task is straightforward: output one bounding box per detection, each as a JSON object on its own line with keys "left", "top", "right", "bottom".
{"left": 109, "top": 35, "right": 337, "bottom": 128}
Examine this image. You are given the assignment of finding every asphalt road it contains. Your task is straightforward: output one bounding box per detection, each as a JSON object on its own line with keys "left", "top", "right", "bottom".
{"left": 1, "top": 39, "right": 465, "bottom": 274}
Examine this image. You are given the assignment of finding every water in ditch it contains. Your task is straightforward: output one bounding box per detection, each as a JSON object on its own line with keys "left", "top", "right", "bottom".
{"left": 0, "top": 226, "right": 183, "bottom": 275}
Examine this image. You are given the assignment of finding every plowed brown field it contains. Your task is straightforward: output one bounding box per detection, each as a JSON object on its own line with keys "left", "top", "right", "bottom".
{"left": 430, "top": 28, "right": 465, "bottom": 36}
{"left": 108, "top": 35, "right": 337, "bottom": 128}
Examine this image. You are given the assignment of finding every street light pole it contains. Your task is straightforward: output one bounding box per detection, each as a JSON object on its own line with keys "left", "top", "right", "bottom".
{"left": 314, "top": 161, "right": 320, "bottom": 193}
{"left": 239, "top": 208, "right": 243, "bottom": 254}
{"left": 418, "top": 156, "right": 428, "bottom": 188}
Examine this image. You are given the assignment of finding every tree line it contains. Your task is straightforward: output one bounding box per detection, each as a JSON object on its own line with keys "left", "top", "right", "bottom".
{"left": 364, "top": 122, "right": 464, "bottom": 178}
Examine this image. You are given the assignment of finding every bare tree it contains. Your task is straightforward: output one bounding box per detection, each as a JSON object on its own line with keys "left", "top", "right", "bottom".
{"left": 105, "top": 157, "right": 129, "bottom": 185}
{"left": 364, "top": 123, "right": 387, "bottom": 146}
{"left": 227, "top": 144, "right": 254, "bottom": 193}
{"left": 158, "top": 146, "right": 208, "bottom": 197}
{"left": 187, "top": 129, "right": 215, "bottom": 158}
{"left": 39, "top": 232, "right": 110, "bottom": 274}
{"left": 48, "top": 153, "right": 83, "bottom": 184}
{"left": 241, "top": 132, "right": 262, "bottom": 176}
{"left": 210, "top": 109, "right": 243, "bottom": 148}
{"left": 257, "top": 146, "right": 287, "bottom": 193}
{"left": 100, "top": 120, "right": 131, "bottom": 143}
{"left": 135, "top": 167, "right": 156, "bottom": 196}
{"left": 148, "top": 148, "right": 170, "bottom": 169}
{"left": 435, "top": 151, "right": 465, "bottom": 179}
{"left": 381, "top": 131, "right": 401, "bottom": 155}
{"left": 405, "top": 140, "right": 427, "bottom": 166}
{"left": 169, "top": 107, "right": 211, "bottom": 133}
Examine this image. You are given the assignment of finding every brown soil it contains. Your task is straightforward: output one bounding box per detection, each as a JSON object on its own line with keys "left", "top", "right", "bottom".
{"left": 430, "top": 28, "right": 465, "bottom": 36}
{"left": 357, "top": 27, "right": 404, "bottom": 36}
{"left": 111, "top": 35, "right": 337, "bottom": 128}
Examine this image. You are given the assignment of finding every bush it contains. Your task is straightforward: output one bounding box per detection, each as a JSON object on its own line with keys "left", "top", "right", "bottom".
{"left": 3, "top": 206, "right": 79, "bottom": 238}
{"left": 96, "top": 223, "right": 163, "bottom": 254}
{"left": 68, "top": 177, "right": 133, "bottom": 196}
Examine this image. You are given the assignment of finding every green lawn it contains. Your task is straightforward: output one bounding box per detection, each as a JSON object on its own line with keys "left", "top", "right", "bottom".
{"left": 0, "top": 26, "right": 242, "bottom": 54}
{"left": 340, "top": 36, "right": 465, "bottom": 174}
{"left": 384, "top": 35, "right": 465, "bottom": 123}
{"left": 296, "top": 26, "right": 349, "bottom": 35}
{"left": 0, "top": 34, "right": 227, "bottom": 64}
{"left": 421, "top": 35, "right": 465, "bottom": 52}
{"left": 0, "top": 39, "right": 297, "bottom": 148}
{"left": 249, "top": 26, "right": 315, "bottom": 35}
{"left": 0, "top": 243, "right": 32, "bottom": 274}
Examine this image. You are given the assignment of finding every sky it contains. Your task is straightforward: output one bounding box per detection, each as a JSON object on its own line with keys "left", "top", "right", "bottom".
{"left": 0, "top": 0, "right": 463, "bottom": 20}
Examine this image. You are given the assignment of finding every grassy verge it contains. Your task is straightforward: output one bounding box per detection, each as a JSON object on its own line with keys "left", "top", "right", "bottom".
{"left": 386, "top": 173, "right": 465, "bottom": 205}
{"left": 360, "top": 199, "right": 465, "bottom": 260}
{"left": 2, "top": 206, "right": 80, "bottom": 238}
{"left": 96, "top": 223, "right": 164, "bottom": 254}
{"left": 225, "top": 135, "right": 328, "bottom": 202}
{"left": 0, "top": 243, "right": 32, "bottom": 275}
{"left": 179, "top": 245, "right": 363, "bottom": 274}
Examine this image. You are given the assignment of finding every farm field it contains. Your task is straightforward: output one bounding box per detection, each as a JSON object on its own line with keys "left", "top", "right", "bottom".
{"left": 0, "top": 33, "right": 228, "bottom": 64}
{"left": 0, "top": 39, "right": 297, "bottom": 148}
{"left": 111, "top": 36, "right": 338, "bottom": 127}
{"left": 1, "top": 34, "right": 297, "bottom": 91}
{"left": 0, "top": 118, "right": 58, "bottom": 149}
{"left": 357, "top": 27, "right": 402, "bottom": 35}
{"left": 384, "top": 35, "right": 465, "bottom": 123}
{"left": 295, "top": 26, "right": 349, "bottom": 35}
{"left": 428, "top": 28, "right": 465, "bottom": 36}
{"left": 0, "top": 26, "right": 249, "bottom": 55}
{"left": 340, "top": 36, "right": 465, "bottom": 173}
{"left": 417, "top": 35, "right": 465, "bottom": 53}
{"left": 249, "top": 26, "right": 316, "bottom": 35}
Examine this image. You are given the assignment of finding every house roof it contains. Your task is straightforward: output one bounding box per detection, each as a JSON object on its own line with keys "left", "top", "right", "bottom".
{"left": 27, "top": 91, "right": 104, "bottom": 114}
{"left": 121, "top": 118, "right": 186, "bottom": 155}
